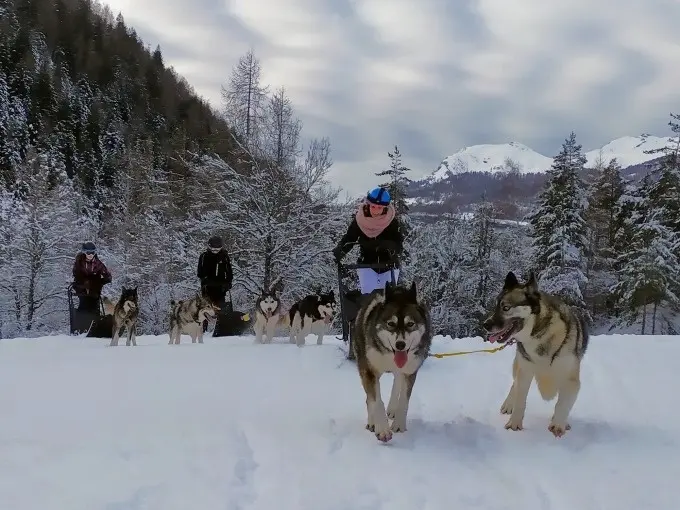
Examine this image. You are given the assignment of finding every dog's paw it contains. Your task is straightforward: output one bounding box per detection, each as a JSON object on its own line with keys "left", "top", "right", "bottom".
{"left": 375, "top": 428, "right": 393, "bottom": 443}
{"left": 386, "top": 406, "right": 396, "bottom": 420}
{"left": 390, "top": 418, "right": 407, "bottom": 433}
{"left": 500, "top": 401, "right": 513, "bottom": 415}
{"left": 366, "top": 423, "right": 375, "bottom": 432}
{"left": 504, "top": 417, "right": 524, "bottom": 431}
{"left": 548, "top": 421, "right": 571, "bottom": 438}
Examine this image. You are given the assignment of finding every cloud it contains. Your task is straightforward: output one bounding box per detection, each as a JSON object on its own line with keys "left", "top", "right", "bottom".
{"left": 102, "top": 0, "right": 680, "bottom": 195}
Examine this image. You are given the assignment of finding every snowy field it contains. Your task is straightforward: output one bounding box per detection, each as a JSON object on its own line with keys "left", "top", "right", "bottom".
{"left": 0, "top": 332, "right": 678, "bottom": 510}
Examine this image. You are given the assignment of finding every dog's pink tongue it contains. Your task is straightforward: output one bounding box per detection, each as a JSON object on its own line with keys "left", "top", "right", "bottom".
{"left": 394, "top": 351, "right": 408, "bottom": 368}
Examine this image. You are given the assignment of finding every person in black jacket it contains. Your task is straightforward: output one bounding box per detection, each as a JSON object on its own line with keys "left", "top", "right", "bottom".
{"left": 197, "top": 235, "right": 234, "bottom": 306}
{"left": 333, "top": 186, "right": 403, "bottom": 293}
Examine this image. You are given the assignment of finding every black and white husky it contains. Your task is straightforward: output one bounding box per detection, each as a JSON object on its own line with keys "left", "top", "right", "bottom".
{"left": 283, "top": 290, "right": 338, "bottom": 347}
{"left": 253, "top": 289, "right": 284, "bottom": 344}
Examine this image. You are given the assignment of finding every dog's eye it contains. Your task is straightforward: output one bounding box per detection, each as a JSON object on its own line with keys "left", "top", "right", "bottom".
{"left": 386, "top": 320, "right": 397, "bottom": 329}
{"left": 502, "top": 305, "right": 511, "bottom": 311}
{"left": 404, "top": 320, "right": 415, "bottom": 329}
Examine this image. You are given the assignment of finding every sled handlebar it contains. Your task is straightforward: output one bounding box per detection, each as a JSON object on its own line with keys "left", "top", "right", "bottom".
{"left": 338, "top": 262, "right": 395, "bottom": 270}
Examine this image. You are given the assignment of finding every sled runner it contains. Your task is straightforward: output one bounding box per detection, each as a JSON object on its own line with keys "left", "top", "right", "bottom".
{"left": 211, "top": 291, "right": 251, "bottom": 337}
{"left": 336, "top": 262, "right": 396, "bottom": 361}
{"left": 67, "top": 283, "right": 113, "bottom": 338}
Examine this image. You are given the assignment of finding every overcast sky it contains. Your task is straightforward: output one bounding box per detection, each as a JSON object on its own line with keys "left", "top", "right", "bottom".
{"left": 101, "top": 0, "right": 680, "bottom": 197}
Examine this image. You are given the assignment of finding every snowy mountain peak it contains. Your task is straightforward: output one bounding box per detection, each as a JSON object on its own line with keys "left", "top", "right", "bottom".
{"left": 428, "top": 142, "right": 553, "bottom": 182}
{"left": 584, "top": 135, "right": 671, "bottom": 168}
{"left": 425, "top": 134, "right": 673, "bottom": 183}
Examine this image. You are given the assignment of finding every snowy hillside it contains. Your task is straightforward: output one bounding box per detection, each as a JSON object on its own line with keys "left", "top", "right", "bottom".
{"left": 585, "top": 135, "right": 670, "bottom": 168}
{"left": 428, "top": 142, "right": 552, "bottom": 181}
{"left": 1, "top": 332, "right": 677, "bottom": 509}
{"left": 426, "top": 135, "right": 671, "bottom": 183}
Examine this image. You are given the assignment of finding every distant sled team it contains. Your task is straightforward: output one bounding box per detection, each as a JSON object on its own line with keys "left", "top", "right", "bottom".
{"left": 65, "top": 185, "right": 590, "bottom": 441}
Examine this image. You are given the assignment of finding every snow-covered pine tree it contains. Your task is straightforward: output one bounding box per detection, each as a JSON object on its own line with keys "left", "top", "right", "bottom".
{"left": 375, "top": 146, "right": 411, "bottom": 217}
{"left": 375, "top": 145, "right": 413, "bottom": 261}
{"left": 585, "top": 157, "right": 624, "bottom": 317}
{"left": 469, "top": 196, "right": 496, "bottom": 307}
{"left": 611, "top": 174, "right": 680, "bottom": 333}
{"left": 526, "top": 132, "right": 590, "bottom": 310}
{"left": 645, "top": 113, "right": 680, "bottom": 244}
{"left": 404, "top": 214, "right": 469, "bottom": 335}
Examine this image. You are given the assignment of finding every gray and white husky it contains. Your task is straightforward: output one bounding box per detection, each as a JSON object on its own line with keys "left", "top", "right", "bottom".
{"left": 352, "top": 281, "right": 432, "bottom": 443}
{"left": 482, "top": 271, "right": 590, "bottom": 437}
{"left": 168, "top": 293, "right": 220, "bottom": 345}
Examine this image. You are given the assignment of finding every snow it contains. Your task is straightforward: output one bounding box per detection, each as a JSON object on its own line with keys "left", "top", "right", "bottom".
{"left": 430, "top": 142, "right": 552, "bottom": 181}
{"left": 1, "top": 332, "right": 678, "bottom": 509}
{"left": 584, "top": 135, "right": 671, "bottom": 168}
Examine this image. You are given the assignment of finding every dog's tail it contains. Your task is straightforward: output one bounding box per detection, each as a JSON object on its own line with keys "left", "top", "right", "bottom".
{"left": 278, "top": 309, "right": 292, "bottom": 328}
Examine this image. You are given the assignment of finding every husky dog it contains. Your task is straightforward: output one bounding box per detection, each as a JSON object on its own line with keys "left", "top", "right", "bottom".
{"left": 284, "top": 290, "right": 338, "bottom": 346}
{"left": 253, "top": 289, "right": 283, "bottom": 344}
{"left": 109, "top": 287, "right": 139, "bottom": 347}
{"left": 168, "top": 293, "right": 220, "bottom": 345}
{"left": 482, "top": 271, "right": 589, "bottom": 438}
{"left": 353, "top": 281, "right": 432, "bottom": 443}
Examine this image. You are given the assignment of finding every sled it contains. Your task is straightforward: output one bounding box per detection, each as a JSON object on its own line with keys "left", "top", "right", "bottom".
{"left": 336, "top": 262, "right": 396, "bottom": 361}
{"left": 211, "top": 291, "right": 251, "bottom": 337}
{"left": 67, "top": 283, "right": 113, "bottom": 338}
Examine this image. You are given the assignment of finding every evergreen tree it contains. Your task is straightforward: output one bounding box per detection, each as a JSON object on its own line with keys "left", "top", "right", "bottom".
{"left": 645, "top": 113, "right": 680, "bottom": 241}
{"left": 376, "top": 145, "right": 411, "bottom": 217}
{"left": 612, "top": 174, "right": 680, "bottom": 333}
{"left": 526, "top": 132, "right": 589, "bottom": 309}
{"left": 585, "top": 158, "right": 625, "bottom": 315}
{"left": 375, "top": 146, "right": 413, "bottom": 262}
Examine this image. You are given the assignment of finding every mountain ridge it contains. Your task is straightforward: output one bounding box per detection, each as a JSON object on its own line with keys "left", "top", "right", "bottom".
{"left": 422, "top": 134, "right": 672, "bottom": 184}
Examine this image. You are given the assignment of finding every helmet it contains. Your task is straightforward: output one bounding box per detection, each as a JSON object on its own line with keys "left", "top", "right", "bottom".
{"left": 366, "top": 186, "right": 391, "bottom": 206}
{"left": 208, "top": 235, "right": 223, "bottom": 249}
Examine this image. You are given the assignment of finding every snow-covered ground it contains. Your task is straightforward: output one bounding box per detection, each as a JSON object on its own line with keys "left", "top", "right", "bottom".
{"left": 1, "top": 332, "right": 677, "bottom": 509}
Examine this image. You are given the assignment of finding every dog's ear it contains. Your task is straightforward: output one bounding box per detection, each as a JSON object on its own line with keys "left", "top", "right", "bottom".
{"left": 407, "top": 281, "right": 417, "bottom": 302}
{"left": 327, "top": 289, "right": 334, "bottom": 300}
{"left": 503, "top": 272, "right": 519, "bottom": 290}
{"left": 384, "top": 280, "right": 395, "bottom": 300}
{"left": 525, "top": 271, "right": 539, "bottom": 293}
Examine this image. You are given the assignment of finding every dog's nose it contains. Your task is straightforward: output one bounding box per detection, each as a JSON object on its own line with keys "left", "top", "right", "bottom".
{"left": 395, "top": 340, "right": 406, "bottom": 351}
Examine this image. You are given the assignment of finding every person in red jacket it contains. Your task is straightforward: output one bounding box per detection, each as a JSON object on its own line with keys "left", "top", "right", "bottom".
{"left": 72, "top": 241, "right": 112, "bottom": 312}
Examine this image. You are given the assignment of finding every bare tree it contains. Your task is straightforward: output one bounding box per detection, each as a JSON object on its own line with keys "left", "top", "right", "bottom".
{"left": 187, "top": 133, "right": 344, "bottom": 298}
{"left": 220, "top": 50, "right": 269, "bottom": 151}
{"left": 261, "top": 86, "right": 302, "bottom": 172}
